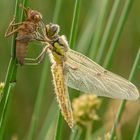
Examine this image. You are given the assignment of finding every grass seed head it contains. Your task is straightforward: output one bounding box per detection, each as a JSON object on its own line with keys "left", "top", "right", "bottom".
{"left": 72, "top": 94, "right": 101, "bottom": 126}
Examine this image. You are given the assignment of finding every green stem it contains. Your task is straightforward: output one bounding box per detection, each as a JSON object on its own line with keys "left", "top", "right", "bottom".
{"left": 53, "top": 0, "right": 63, "bottom": 23}
{"left": 103, "top": 0, "right": 134, "bottom": 68}
{"left": 70, "top": 127, "right": 82, "bottom": 140}
{"left": 96, "top": 0, "right": 121, "bottom": 64}
{"left": 0, "top": 0, "right": 25, "bottom": 139}
{"left": 0, "top": 83, "right": 16, "bottom": 139}
{"left": 133, "top": 116, "right": 140, "bottom": 140}
{"left": 55, "top": 112, "right": 64, "bottom": 140}
{"left": 38, "top": 101, "right": 57, "bottom": 140}
{"left": 69, "top": 0, "right": 81, "bottom": 49}
{"left": 27, "top": 59, "right": 50, "bottom": 140}
{"left": 110, "top": 48, "right": 140, "bottom": 140}
{"left": 86, "top": 123, "right": 92, "bottom": 140}
{"left": 88, "top": 0, "right": 109, "bottom": 59}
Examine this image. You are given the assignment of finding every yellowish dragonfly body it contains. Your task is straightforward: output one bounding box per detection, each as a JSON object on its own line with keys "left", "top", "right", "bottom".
{"left": 34, "top": 23, "right": 139, "bottom": 128}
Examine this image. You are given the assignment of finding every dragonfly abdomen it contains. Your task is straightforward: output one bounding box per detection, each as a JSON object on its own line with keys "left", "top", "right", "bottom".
{"left": 51, "top": 63, "right": 74, "bottom": 128}
{"left": 16, "top": 41, "right": 28, "bottom": 65}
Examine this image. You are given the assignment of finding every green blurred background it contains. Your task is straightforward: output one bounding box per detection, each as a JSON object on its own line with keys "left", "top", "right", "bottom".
{"left": 0, "top": 0, "right": 140, "bottom": 139}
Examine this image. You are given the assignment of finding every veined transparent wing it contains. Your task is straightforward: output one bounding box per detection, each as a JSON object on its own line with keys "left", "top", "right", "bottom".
{"left": 64, "top": 49, "right": 139, "bottom": 100}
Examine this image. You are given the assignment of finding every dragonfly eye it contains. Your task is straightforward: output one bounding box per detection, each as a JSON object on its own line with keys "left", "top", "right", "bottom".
{"left": 51, "top": 24, "right": 59, "bottom": 34}
{"left": 45, "top": 24, "right": 60, "bottom": 38}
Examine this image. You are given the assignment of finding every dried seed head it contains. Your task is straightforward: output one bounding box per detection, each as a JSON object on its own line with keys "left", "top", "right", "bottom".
{"left": 0, "top": 82, "right": 4, "bottom": 93}
{"left": 72, "top": 94, "right": 101, "bottom": 126}
{"left": 0, "top": 82, "right": 5, "bottom": 101}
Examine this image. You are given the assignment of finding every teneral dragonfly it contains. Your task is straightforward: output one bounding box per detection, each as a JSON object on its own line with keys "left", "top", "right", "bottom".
{"left": 34, "top": 23, "right": 139, "bottom": 128}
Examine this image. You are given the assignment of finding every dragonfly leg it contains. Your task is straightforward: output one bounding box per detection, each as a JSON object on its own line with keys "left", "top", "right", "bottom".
{"left": 24, "top": 45, "right": 49, "bottom": 65}
{"left": 5, "top": 17, "right": 23, "bottom": 37}
{"left": 33, "top": 32, "right": 51, "bottom": 43}
{"left": 33, "top": 32, "right": 46, "bottom": 41}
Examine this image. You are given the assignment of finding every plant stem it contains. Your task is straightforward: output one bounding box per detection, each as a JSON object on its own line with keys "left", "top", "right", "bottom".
{"left": 27, "top": 59, "right": 50, "bottom": 140}
{"left": 0, "top": 0, "right": 27, "bottom": 139}
{"left": 38, "top": 101, "right": 57, "bottom": 140}
{"left": 71, "top": 127, "right": 82, "bottom": 140}
{"left": 133, "top": 116, "right": 140, "bottom": 140}
{"left": 86, "top": 123, "right": 92, "bottom": 140}
{"left": 96, "top": 0, "right": 121, "bottom": 64}
{"left": 88, "top": 0, "right": 109, "bottom": 59}
{"left": 55, "top": 112, "right": 64, "bottom": 140}
{"left": 103, "top": 0, "right": 134, "bottom": 68}
{"left": 53, "top": 0, "right": 63, "bottom": 23}
{"left": 69, "top": 0, "right": 81, "bottom": 49}
{"left": 110, "top": 48, "right": 140, "bottom": 140}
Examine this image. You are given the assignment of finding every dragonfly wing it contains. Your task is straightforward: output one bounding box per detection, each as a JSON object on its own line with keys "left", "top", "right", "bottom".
{"left": 64, "top": 49, "right": 139, "bottom": 100}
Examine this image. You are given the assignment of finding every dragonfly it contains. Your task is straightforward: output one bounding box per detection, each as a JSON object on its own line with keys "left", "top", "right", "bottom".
{"left": 5, "top": 4, "right": 45, "bottom": 65}
{"left": 30, "top": 23, "right": 139, "bottom": 128}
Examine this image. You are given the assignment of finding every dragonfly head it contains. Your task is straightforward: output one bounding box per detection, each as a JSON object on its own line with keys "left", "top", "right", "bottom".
{"left": 45, "top": 23, "right": 60, "bottom": 39}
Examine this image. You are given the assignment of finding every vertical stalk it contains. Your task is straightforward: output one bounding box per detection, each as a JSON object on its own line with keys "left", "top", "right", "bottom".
{"left": 55, "top": 112, "right": 64, "bottom": 140}
{"left": 27, "top": 58, "right": 50, "bottom": 140}
{"left": 96, "top": 0, "right": 121, "bottom": 64}
{"left": 69, "top": 0, "right": 81, "bottom": 49}
{"left": 88, "top": 0, "right": 109, "bottom": 59}
{"left": 103, "top": 0, "right": 134, "bottom": 68}
{"left": 133, "top": 116, "right": 140, "bottom": 140}
{"left": 0, "top": 0, "right": 27, "bottom": 139}
{"left": 110, "top": 48, "right": 140, "bottom": 140}
{"left": 53, "top": 0, "right": 63, "bottom": 23}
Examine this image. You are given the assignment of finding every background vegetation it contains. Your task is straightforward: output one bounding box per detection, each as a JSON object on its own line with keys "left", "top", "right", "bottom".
{"left": 0, "top": 0, "right": 139, "bottom": 140}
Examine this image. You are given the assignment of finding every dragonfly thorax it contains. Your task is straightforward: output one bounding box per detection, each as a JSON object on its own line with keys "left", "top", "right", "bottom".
{"left": 51, "top": 35, "right": 69, "bottom": 64}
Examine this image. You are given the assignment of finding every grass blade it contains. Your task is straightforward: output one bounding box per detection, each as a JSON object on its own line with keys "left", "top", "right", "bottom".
{"left": 103, "top": 0, "right": 134, "bottom": 68}
{"left": 69, "top": 0, "right": 81, "bottom": 49}
{"left": 27, "top": 58, "right": 50, "bottom": 140}
{"left": 70, "top": 127, "right": 82, "bottom": 140}
{"left": 133, "top": 116, "right": 140, "bottom": 140}
{"left": 88, "top": 0, "right": 109, "bottom": 59}
{"left": 0, "top": 82, "right": 16, "bottom": 139}
{"left": 76, "top": 0, "right": 98, "bottom": 53}
{"left": 96, "top": 0, "right": 121, "bottom": 64}
{"left": 0, "top": 0, "right": 26, "bottom": 139}
{"left": 54, "top": 112, "right": 64, "bottom": 140}
{"left": 38, "top": 100, "right": 57, "bottom": 140}
{"left": 53, "top": 0, "right": 63, "bottom": 23}
{"left": 110, "top": 48, "right": 140, "bottom": 140}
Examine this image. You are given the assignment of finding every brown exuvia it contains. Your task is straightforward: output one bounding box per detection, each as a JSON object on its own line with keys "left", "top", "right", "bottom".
{"left": 5, "top": 5, "right": 43, "bottom": 65}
